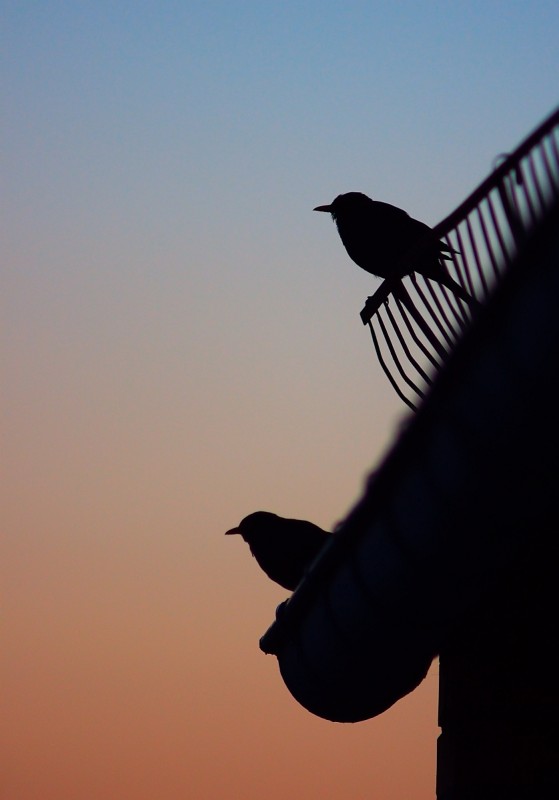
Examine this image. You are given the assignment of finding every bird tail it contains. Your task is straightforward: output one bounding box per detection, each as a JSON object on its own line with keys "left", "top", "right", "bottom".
{"left": 439, "top": 272, "right": 479, "bottom": 308}
{"left": 439, "top": 243, "right": 459, "bottom": 262}
{"left": 435, "top": 242, "right": 478, "bottom": 307}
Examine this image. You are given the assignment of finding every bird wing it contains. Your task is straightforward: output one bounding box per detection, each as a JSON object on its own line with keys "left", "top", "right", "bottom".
{"left": 375, "top": 204, "right": 456, "bottom": 258}
{"left": 370, "top": 202, "right": 433, "bottom": 253}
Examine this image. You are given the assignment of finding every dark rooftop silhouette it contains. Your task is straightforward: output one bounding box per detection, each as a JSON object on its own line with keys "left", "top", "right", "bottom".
{"left": 257, "top": 108, "right": 559, "bottom": 798}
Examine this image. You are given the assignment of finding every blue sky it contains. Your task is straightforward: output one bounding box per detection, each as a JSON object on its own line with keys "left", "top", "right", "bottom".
{"left": 6, "top": 3, "right": 558, "bottom": 349}
{"left": 6, "top": 3, "right": 559, "bottom": 230}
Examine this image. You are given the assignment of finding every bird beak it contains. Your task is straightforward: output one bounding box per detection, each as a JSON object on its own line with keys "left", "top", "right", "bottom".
{"left": 225, "top": 527, "right": 240, "bottom": 536}
{"left": 313, "top": 204, "right": 332, "bottom": 212}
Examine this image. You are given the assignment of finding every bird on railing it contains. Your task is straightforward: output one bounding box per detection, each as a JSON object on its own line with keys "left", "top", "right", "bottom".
{"left": 314, "top": 191, "right": 475, "bottom": 306}
{"left": 225, "top": 511, "right": 331, "bottom": 591}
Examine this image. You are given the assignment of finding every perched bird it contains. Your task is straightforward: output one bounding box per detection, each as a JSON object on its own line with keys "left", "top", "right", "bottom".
{"left": 225, "top": 511, "right": 330, "bottom": 590}
{"left": 314, "top": 191, "right": 475, "bottom": 305}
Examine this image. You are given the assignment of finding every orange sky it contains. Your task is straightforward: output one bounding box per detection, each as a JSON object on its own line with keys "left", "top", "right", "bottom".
{"left": 4, "top": 403, "right": 438, "bottom": 799}
{"left": 3, "top": 219, "right": 438, "bottom": 797}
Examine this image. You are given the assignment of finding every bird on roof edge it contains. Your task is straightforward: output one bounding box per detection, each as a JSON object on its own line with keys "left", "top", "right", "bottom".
{"left": 314, "top": 191, "right": 476, "bottom": 306}
{"left": 225, "top": 511, "right": 331, "bottom": 591}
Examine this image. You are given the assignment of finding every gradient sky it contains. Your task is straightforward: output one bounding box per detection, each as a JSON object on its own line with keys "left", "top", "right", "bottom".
{"left": 4, "top": 3, "right": 559, "bottom": 798}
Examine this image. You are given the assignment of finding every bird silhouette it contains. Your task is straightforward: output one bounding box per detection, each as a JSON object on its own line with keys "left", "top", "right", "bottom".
{"left": 314, "top": 191, "right": 475, "bottom": 305}
{"left": 225, "top": 511, "right": 330, "bottom": 590}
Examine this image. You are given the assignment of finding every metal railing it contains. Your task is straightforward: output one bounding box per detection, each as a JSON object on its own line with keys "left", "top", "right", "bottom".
{"left": 361, "top": 108, "right": 559, "bottom": 411}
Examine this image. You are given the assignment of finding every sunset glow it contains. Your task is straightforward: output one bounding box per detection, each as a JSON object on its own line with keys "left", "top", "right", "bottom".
{"left": 5, "top": 4, "right": 559, "bottom": 798}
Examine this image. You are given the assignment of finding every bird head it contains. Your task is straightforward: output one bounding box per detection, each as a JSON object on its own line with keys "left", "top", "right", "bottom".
{"left": 225, "top": 511, "right": 278, "bottom": 546}
{"left": 314, "top": 191, "right": 373, "bottom": 221}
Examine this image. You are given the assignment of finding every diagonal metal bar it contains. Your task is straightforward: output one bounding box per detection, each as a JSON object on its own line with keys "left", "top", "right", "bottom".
{"left": 383, "top": 301, "right": 434, "bottom": 387}
{"left": 367, "top": 320, "right": 418, "bottom": 412}
{"left": 393, "top": 293, "right": 444, "bottom": 372}
{"left": 375, "top": 310, "right": 427, "bottom": 400}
